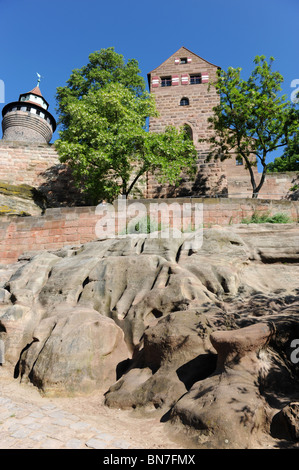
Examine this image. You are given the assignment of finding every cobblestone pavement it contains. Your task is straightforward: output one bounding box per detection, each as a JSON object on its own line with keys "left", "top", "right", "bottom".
{"left": 0, "top": 395, "right": 133, "bottom": 449}
{"left": 0, "top": 367, "right": 182, "bottom": 450}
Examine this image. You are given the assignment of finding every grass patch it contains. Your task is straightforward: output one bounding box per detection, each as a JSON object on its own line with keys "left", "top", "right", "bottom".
{"left": 122, "top": 215, "right": 166, "bottom": 234}
{"left": 241, "top": 211, "right": 293, "bottom": 224}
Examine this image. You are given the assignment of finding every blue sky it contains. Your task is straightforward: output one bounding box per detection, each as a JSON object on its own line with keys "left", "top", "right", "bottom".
{"left": 0, "top": 0, "right": 298, "bottom": 162}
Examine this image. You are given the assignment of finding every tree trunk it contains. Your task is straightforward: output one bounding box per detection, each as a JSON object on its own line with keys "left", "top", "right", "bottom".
{"left": 245, "top": 159, "right": 258, "bottom": 198}
{"left": 253, "top": 163, "right": 268, "bottom": 199}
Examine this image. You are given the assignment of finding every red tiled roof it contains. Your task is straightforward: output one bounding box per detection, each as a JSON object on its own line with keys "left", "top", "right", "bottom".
{"left": 28, "top": 86, "right": 43, "bottom": 97}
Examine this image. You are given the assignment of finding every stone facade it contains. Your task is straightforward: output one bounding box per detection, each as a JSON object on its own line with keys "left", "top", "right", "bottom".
{"left": 148, "top": 46, "right": 220, "bottom": 151}
{"left": 146, "top": 47, "right": 258, "bottom": 198}
{"left": 0, "top": 141, "right": 84, "bottom": 207}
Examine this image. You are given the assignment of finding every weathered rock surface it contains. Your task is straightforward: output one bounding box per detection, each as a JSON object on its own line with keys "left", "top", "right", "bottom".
{"left": 0, "top": 223, "right": 299, "bottom": 448}
{"left": 0, "top": 181, "right": 46, "bottom": 216}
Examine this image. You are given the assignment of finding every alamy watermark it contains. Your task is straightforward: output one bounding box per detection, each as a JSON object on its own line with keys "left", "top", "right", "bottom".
{"left": 290, "top": 339, "right": 299, "bottom": 364}
{"left": 291, "top": 79, "right": 299, "bottom": 104}
{"left": 0, "top": 79, "right": 4, "bottom": 103}
{"left": 0, "top": 339, "right": 5, "bottom": 365}
{"left": 95, "top": 196, "right": 203, "bottom": 250}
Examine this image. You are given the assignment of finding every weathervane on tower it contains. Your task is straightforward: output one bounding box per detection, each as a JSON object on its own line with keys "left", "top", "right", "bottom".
{"left": 36, "top": 72, "right": 43, "bottom": 87}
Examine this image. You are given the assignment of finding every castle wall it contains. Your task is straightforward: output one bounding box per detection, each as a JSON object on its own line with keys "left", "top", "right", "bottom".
{"left": 1, "top": 198, "right": 298, "bottom": 264}
{"left": 0, "top": 141, "right": 59, "bottom": 186}
{"left": 223, "top": 156, "right": 298, "bottom": 199}
{"left": 146, "top": 159, "right": 228, "bottom": 198}
{"left": 0, "top": 141, "right": 85, "bottom": 206}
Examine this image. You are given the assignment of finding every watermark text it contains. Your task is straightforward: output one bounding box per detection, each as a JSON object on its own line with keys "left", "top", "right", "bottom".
{"left": 0, "top": 79, "right": 4, "bottom": 103}
{"left": 291, "top": 79, "right": 299, "bottom": 104}
{"left": 95, "top": 196, "right": 203, "bottom": 250}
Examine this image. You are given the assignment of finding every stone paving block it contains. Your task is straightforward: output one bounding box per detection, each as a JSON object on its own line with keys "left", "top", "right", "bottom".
{"left": 95, "top": 432, "right": 114, "bottom": 442}
{"left": 7, "top": 422, "right": 23, "bottom": 432}
{"left": 66, "top": 438, "right": 85, "bottom": 449}
{"left": 53, "top": 417, "right": 75, "bottom": 427}
{"left": 17, "top": 416, "right": 37, "bottom": 425}
{"left": 47, "top": 410, "right": 66, "bottom": 419}
{"left": 112, "top": 439, "right": 131, "bottom": 449}
{"left": 70, "top": 421, "right": 91, "bottom": 431}
{"left": 29, "top": 411, "right": 45, "bottom": 419}
{"left": 29, "top": 431, "right": 48, "bottom": 442}
{"left": 40, "top": 438, "right": 64, "bottom": 449}
{"left": 2, "top": 417, "right": 17, "bottom": 428}
{"left": 11, "top": 427, "right": 31, "bottom": 439}
{"left": 86, "top": 438, "right": 108, "bottom": 449}
{"left": 27, "top": 422, "right": 43, "bottom": 430}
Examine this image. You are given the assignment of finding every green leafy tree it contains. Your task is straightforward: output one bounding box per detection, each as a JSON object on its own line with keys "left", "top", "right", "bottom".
{"left": 203, "top": 56, "right": 299, "bottom": 198}
{"left": 268, "top": 115, "right": 299, "bottom": 172}
{"left": 55, "top": 48, "right": 197, "bottom": 203}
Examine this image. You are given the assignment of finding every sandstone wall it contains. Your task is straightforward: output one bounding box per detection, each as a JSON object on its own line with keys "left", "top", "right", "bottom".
{"left": 146, "top": 159, "right": 228, "bottom": 198}
{"left": 0, "top": 141, "right": 85, "bottom": 206}
{"left": 148, "top": 47, "right": 219, "bottom": 149}
{"left": 1, "top": 198, "right": 298, "bottom": 265}
{"left": 0, "top": 141, "right": 59, "bottom": 185}
{"left": 224, "top": 161, "right": 299, "bottom": 199}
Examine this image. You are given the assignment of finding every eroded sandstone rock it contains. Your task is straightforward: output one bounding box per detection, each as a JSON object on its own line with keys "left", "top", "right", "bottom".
{"left": 0, "top": 224, "right": 298, "bottom": 448}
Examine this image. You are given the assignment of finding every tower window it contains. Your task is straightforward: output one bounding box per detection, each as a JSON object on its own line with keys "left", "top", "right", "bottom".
{"left": 180, "top": 97, "right": 189, "bottom": 106}
{"left": 236, "top": 158, "right": 243, "bottom": 165}
{"left": 161, "top": 76, "right": 172, "bottom": 87}
{"left": 190, "top": 74, "right": 201, "bottom": 85}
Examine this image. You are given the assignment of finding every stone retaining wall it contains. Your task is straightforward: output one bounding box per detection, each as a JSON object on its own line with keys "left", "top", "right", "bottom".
{"left": 1, "top": 198, "right": 298, "bottom": 265}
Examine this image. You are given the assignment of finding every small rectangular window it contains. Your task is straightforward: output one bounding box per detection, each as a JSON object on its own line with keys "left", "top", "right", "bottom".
{"left": 236, "top": 158, "right": 243, "bottom": 165}
{"left": 161, "top": 76, "right": 172, "bottom": 87}
{"left": 190, "top": 74, "right": 201, "bottom": 85}
{"left": 180, "top": 58, "right": 187, "bottom": 64}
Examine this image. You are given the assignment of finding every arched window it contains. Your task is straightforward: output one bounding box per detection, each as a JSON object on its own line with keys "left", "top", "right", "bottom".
{"left": 183, "top": 124, "right": 193, "bottom": 141}
{"left": 180, "top": 97, "right": 189, "bottom": 106}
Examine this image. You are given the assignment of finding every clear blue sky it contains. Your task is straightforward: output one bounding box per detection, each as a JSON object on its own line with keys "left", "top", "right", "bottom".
{"left": 0, "top": 0, "right": 298, "bottom": 162}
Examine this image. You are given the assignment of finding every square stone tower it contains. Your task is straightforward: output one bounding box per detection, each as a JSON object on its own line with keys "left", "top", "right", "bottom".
{"left": 148, "top": 46, "right": 220, "bottom": 155}
{"left": 147, "top": 46, "right": 228, "bottom": 197}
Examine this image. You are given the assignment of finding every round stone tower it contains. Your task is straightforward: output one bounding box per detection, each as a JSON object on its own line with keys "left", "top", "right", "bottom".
{"left": 1, "top": 83, "right": 56, "bottom": 143}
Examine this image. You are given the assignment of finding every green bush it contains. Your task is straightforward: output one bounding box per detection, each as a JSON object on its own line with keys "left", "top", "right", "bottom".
{"left": 241, "top": 211, "right": 293, "bottom": 224}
